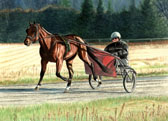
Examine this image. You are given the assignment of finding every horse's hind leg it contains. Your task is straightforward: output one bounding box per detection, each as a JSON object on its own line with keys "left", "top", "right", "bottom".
{"left": 56, "top": 59, "right": 68, "bottom": 82}
{"left": 78, "top": 48, "right": 101, "bottom": 84}
{"left": 35, "top": 59, "right": 48, "bottom": 90}
{"left": 64, "top": 59, "right": 74, "bottom": 92}
{"left": 75, "top": 36, "right": 98, "bottom": 81}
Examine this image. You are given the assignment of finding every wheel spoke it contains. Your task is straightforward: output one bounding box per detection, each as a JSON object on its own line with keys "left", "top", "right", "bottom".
{"left": 89, "top": 75, "right": 102, "bottom": 89}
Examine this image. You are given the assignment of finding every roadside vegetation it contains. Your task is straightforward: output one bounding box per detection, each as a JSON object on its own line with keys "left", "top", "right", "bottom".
{"left": 0, "top": 96, "right": 168, "bottom": 121}
{"left": 0, "top": 71, "right": 168, "bottom": 86}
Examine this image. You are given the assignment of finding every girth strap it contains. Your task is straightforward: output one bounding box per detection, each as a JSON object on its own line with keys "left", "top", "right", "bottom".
{"left": 59, "top": 36, "right": 71, "bottom": 57}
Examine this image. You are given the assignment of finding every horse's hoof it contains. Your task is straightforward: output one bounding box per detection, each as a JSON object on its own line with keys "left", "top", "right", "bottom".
{"left": 34, "top": 86, "right": 39, "bottom": 91}
{"left": 97, "top": 82, "right": 102, "bottom": 87}
{"left": 64, "top": 86, "right": 70, "bottom": 93}
{"left": 64, "top": 89, "right": 69, "bottom": 93}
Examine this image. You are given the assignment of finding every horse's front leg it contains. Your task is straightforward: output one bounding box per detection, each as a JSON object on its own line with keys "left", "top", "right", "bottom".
{"left": 35, "top": 59, "right": 48, "bottom": 90}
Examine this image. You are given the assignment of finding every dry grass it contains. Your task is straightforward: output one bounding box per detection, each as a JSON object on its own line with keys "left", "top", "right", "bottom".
{"left": 1, "top": 97, "right": 168, "bottom": 121}
{"left": 0, "top": 41, "right": 168, "bottom": 81}
{"left": 128, "top": 41, "right": 168, "bottom": 75}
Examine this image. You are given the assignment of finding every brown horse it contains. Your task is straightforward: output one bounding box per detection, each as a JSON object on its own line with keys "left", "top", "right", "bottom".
{"left": 24, "top": 23, "right": 104, "bottom": 92}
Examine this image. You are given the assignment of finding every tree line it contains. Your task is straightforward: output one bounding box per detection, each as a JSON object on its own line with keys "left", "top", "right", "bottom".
{"left": 0, "top": 0, "right": 168, "bottom": 43}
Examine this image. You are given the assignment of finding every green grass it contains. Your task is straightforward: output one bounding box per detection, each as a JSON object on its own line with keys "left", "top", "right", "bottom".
{"left": 0, "top": 63, "right": 167, "bottom": 86}
{"left": 0, "top": 71, "right": 167, "bottom": 86}
{"left": 0, "top": 77, "right": 84, "bottom": 86}
{"left": 0, "top": 96, "right": 168, "bottom": 121}
{"left": 137, "top": 72, "right": 168, "bottom": 77}
{"left": 134, "top": 64, "right": 168, "bottom": 69}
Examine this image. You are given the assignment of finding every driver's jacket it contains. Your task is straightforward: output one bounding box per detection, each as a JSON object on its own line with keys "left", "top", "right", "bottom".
{"left": 104, "top": 40, "right": 128, "bottom": 59}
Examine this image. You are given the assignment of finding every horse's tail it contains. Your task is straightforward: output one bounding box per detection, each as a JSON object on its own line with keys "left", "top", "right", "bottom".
{"left": 75, "top": 36, "right": 107, "bottom": 73}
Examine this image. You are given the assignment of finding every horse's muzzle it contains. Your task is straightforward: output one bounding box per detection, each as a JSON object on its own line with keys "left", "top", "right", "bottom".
{"left": 24, "top": 39, "right": 31, "bottom": 46}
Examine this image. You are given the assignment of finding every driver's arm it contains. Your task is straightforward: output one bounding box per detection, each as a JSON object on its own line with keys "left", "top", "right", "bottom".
{"left": 118, "top": 43, "right": 128, "bottom": 58}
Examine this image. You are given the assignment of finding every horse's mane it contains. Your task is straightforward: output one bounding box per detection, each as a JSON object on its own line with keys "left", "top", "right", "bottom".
{"left": 42, "top": 27, "right": 52, "bottom": 35}
{"left": 53, "top": 34, "right": 77, "bottom": 37}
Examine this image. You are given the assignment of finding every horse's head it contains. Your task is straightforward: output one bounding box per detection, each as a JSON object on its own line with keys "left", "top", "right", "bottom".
{"left": 24, "top": 23, "right": 40, "bottom": 46}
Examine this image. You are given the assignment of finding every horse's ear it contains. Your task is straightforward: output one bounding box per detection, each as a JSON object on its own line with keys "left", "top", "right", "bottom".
{"left": 33, "top": 21, "right": 36, "bottom": 24}
{"left": 29, "top": 21, "right": 32, "bottom": 25}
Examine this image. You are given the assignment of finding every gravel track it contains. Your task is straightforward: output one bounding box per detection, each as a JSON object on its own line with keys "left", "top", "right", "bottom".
{"left": 0, "top": 76, "right": 167, "bottom": 107}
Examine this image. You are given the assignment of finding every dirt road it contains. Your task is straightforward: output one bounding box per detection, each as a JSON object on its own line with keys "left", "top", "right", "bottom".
{"left": 0, "top": 76, "right": 167, "bottom": 107}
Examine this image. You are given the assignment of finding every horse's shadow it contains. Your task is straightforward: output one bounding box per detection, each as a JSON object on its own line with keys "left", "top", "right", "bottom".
{"left": 0, "top": 86, "right": 126, "bottom": 94}
{"left": 70, "top": 88, "right": 126, "bottom": 94}
{"left": 0, "top": 88, "right": 33, "bottom": 92}
{"left": 0, "top": 87, "right": 63, "bottom": 93}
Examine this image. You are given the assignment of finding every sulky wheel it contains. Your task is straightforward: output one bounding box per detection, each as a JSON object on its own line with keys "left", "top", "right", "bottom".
{"left": 89, "top": 75, "right": 102, "bottom": 89}
{"left": 123, "top": 69, "right": 136, "bottom": 93}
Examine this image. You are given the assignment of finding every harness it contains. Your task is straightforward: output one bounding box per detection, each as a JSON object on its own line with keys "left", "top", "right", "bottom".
{"left": 26, "top": 24, "right": 72, "bottom": 56}
{"left": 59, "top": 35, "right": 71, "bottom": 56}
{"left": 26, "top": 24, "right": 39, "bottom": 43}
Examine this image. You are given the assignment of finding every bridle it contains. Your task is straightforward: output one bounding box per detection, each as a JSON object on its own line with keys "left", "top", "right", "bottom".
{"left": 26, "top": 24, "right": 39, "bottom": 43}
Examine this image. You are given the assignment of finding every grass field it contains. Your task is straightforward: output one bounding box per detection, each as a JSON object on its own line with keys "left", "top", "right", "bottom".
{"left": 0, "top": 96, "right": 168, "bottom": 121}
{"left": 0, "top": 41, "right": 168, "bottom": 83}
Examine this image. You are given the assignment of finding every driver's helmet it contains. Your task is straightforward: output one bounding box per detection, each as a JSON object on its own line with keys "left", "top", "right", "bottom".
{"left": 111, "top": 32, "right": 121, "bottom": 39}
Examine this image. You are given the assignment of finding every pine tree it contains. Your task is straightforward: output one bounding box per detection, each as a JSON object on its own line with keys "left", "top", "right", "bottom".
{"left": 127, "top": 0, "right": 142, "bottom": 38}
{"left": 80, "top": 0, "right": 94, "bottom": 24}
{"left": 140, "top": 0, "right": 168, "bottom": 38}
{"left": 76, "top": 0, "right": 95, "bottom": 38}
{"left": 97, "top": 0, "right": 104, "bottom": 16}
{"left": 155, "top": 0, "right": 168, "bottom": 20}
{"left": 118, "top": 10, "right": 130, "bottom": 39}
{"left": 106, "top": 0, "right": 113, "bottom": 15}
{"left": 94, "top": 0, "right": 106, "bottom": 38}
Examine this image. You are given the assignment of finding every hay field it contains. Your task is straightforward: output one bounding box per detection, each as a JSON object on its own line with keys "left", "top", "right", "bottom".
{"left": 0, "top": 41, "right": 168, "bottom": 81}
{"left": 128, "top": 41, "right": 168, "bottom": 75}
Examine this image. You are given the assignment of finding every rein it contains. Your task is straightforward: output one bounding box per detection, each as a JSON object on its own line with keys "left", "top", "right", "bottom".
{"left": 45, "top": 34, "right": 112, "bottom": 56}
{"left": 66, "top": 38, "right": 120, "bottom": 59}
{"left": 26, "top": 24, "right": 117, "bottom": 58}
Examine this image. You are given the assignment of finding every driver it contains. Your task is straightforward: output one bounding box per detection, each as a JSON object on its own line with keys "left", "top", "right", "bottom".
{"left": 104, "top": 32, "right": 128, "bottom": 65}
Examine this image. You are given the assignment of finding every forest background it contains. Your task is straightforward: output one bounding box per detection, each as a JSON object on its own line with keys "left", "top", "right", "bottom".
{"left": 0, "top": 0, "right": 168, "bottom": 43}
